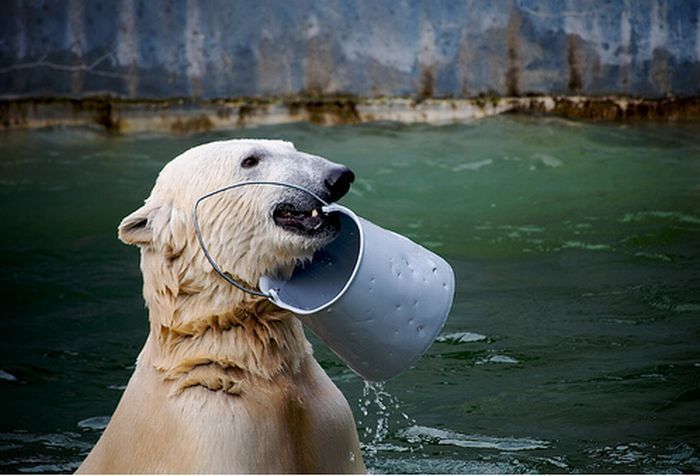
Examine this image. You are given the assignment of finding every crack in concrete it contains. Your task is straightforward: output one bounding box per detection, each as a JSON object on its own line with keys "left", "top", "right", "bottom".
{"left": 0, "top": 51, "right": 126, "bottom": 79}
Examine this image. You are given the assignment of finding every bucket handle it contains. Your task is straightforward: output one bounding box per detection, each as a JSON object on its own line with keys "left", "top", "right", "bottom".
{"left": 193, "top": 181, "right": 330, "bottom": 298}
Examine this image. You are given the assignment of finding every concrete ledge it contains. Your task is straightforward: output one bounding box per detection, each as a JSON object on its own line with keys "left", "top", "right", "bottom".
{"left": 2, "top": 96, "right": 699, "bottom": 134}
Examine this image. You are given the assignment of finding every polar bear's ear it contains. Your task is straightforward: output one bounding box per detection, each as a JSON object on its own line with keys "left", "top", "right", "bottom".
{"left": 118, "top": 201, "right": 161, "bottom": 245}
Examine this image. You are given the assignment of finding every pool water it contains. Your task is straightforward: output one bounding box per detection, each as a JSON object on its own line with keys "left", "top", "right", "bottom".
{"left": 1, "top": 116, "right": 699, "bottom": 473}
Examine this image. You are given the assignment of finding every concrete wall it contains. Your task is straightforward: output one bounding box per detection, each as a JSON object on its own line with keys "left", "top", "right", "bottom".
{"left": 1, "top": 0, "right": 699, "bottom": 100}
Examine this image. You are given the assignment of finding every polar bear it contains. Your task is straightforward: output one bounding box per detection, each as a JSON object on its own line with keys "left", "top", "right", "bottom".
{"left": 77, "top": 139, "right": 365, "bottom": 473}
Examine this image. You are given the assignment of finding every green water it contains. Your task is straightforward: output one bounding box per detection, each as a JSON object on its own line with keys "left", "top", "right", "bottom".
{"left": 1, "top": 117, "right": 699, "bottom": 473}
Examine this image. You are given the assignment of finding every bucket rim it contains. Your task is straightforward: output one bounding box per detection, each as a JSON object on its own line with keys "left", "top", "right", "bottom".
{"left": 261, "top": 203, "right": 365, "bottom": 315}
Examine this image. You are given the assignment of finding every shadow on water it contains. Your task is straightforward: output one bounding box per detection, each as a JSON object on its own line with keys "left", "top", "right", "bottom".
{"left": 1, "top": 117, "right": 699, "bottom": 473}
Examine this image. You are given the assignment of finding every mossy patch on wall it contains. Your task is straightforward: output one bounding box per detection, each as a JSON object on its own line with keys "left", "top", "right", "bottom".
{"left": 2, "top": 95, "right": 699, "bottom": 134}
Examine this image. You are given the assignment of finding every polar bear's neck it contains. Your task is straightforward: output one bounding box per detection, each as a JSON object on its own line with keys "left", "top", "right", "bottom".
{"left": 140, "top": 269, "right": 313, "bottom": 396}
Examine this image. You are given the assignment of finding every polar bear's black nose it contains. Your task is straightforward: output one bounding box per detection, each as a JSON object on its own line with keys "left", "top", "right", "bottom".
{"left": 324, "top": 166, "right": 355, "bottom": 203}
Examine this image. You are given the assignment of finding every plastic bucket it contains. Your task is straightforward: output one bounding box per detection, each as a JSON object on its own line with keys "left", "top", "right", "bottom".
{"left": 259, "top": 203, "right": 455, "bottom": 381}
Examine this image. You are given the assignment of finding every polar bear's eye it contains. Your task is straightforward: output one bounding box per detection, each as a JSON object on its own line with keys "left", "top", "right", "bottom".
{"left": 241, "top": 155, "right": 261, "bottom": 168}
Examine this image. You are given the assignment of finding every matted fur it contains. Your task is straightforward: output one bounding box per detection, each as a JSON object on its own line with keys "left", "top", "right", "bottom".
{"left": 77, "top": 140, "right": 365, "bottom": 473}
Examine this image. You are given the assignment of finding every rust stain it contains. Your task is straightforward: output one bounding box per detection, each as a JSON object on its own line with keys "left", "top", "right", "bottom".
{"left": 566, "top": 35, "right": 583, "bottom": 93}
{"left": 170, "top": 114, "right": 213, "bottom": 134}
{"left": 302, "top": 31, "right": 334, "bottom": 96}
{"left": 216, "top": 106, "right": 232, "bottom": 120}
{"left": 284, "top": 96, "right": 360, "bottom": 125}
{"left": 546, "top": 97, "right": 700, "bottom": 121}
{"left": 591, "top": 54, "right": 602, "bottom": 91}
{"left": 505, "top": 8, "right": 521, "bottom": 97}
{"left": 79, "top": 99, "right": 121, "bottom": 132}
{"left": 418, "top": 67, "right": 435, "bottom": 101}
{"left": 0, "top": 101, "right": 19, "bottom": 128}
{"left": 460, "top": 79, "right": 470, "bottom": 98}
{"left": 67, "top": 0, "right": 85, "bottom": 95}
{"left": 70, "top": 53, "right": 84, "bottom": 96}
{"left": 455, "top": 33, "right": 472, "bottom": 98}
{"left": 236, "top": 103, "right": 254, "bottom": 126}
{"left": 650, "top": 48, "right": 672, "bottom": 96}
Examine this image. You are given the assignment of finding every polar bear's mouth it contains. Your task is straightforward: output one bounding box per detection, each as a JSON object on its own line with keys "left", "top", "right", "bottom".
{"left": 273, "top": 203, "right": 340, "bottom": 236}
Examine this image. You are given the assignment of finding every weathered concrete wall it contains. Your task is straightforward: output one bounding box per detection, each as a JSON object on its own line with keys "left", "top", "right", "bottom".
{"left": 1, "top": 0, "right": 699, "bottom": 100}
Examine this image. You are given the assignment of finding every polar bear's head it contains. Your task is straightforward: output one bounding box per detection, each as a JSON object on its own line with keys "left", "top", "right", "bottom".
{"left": 117, "top": 139, "right": 354, "bottom": 291}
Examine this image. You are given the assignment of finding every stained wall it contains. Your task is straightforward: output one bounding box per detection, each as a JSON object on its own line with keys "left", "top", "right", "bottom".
{"left": 1, "top": 0, "right": 699, "bottom": 99}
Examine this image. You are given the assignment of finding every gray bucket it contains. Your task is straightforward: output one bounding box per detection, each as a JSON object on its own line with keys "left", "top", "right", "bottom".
{"left": 194, "top": 181, "right": 455, "bottom": 382}
{"left": 259, "top": 203, "right": 455, "bottom": 381}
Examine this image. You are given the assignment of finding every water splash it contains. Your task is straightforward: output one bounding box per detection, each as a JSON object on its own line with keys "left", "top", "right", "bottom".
{"left": 357, "top": 381, "right": 419, "bottom": 457}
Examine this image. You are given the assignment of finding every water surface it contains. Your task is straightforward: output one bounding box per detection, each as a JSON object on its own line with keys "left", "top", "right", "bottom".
{"left": 1, "top": 117, "right": 699, "bottom": 473}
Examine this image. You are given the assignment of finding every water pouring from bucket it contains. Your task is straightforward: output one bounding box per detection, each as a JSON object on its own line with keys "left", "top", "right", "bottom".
{"left": 194, "top": 181, "right": 455, "bottom": 381}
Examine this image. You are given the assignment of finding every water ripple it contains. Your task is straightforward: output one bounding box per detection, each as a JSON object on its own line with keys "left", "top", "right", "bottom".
{"left": 586, "top": 441, "right": 700, "bottom": 472}
{"left": 77, "top": 417, "right": 110, "bottom": 431}
{"left": 621, "top": 211, "right": 700, "bottom": 225}
{"left": 436, "top": 332, "right": 487, "bottom": 344}
{"left": 0, "top": 370, "right": 18, "bottom": 382}
{"left": 369, "top": 456, "right": 529, "bottom": 474}
{"left": 476, "top": 355, "right": 520, "bottom": 365}
{"left": 398, "top": 425, "right": 549, "bottom": 451}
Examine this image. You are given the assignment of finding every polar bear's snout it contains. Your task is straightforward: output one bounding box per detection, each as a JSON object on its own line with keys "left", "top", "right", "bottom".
{"left": 271, "top": 165, "right": 354, "bottom": 238}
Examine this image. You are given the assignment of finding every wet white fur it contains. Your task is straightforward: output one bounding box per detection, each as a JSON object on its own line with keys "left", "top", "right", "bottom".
{"left": 77, "top": 139, "right": 366, "bottom": 473}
